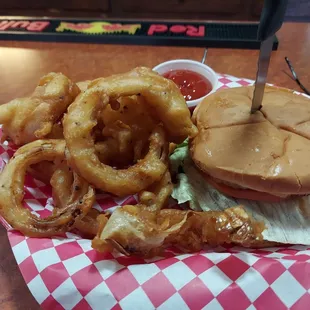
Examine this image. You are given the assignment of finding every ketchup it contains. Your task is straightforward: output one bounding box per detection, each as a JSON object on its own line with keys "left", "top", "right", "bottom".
{"left": 163, "top": 69, "right": 212, "bottom": 101}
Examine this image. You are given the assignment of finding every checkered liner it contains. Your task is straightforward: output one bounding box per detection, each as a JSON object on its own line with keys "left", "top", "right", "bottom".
{"left": 1, "top": 74, "right": 310, "bottom": 310}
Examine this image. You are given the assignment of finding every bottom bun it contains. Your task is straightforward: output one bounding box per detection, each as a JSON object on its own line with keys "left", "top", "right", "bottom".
{"left": 202, "top": 172, "right": 288, "bottom": 203}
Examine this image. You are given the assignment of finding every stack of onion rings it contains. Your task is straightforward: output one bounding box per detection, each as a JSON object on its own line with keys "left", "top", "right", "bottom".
{"left": 63, "top": 67, "right": 196, "bottom": 196}
{"left": 0, "top": 67, "right": 202, "bottom": 256}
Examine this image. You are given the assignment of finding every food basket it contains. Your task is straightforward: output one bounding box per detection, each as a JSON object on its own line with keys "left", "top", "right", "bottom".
{"left": 1, "top": 74, "right": 309, "bottom": 310}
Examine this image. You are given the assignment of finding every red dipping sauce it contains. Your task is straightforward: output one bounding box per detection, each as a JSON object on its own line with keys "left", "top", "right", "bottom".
{"left": 163, "top": 69, "right": 212, "bottom": 101}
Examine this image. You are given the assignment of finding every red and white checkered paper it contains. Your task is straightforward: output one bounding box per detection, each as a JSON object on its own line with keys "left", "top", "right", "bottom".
{"left": 1, "top": 74, "right": 310, "bottom": 310}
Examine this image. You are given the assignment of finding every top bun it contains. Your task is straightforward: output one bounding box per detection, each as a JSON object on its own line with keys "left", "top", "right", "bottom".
{"left": 191, "top": 86, "right": 310, "bottom": 196}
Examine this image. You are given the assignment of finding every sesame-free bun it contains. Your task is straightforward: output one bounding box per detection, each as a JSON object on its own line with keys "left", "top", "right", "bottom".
{"left": 191, "top": 86, "right": 310, "bottom": 198}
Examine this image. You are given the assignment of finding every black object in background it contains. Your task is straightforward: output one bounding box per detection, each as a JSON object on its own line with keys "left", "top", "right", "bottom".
{"left": 285, "top": 57, "right": 310, "bottom": 95}
{"left": 0, "top": 17, "right": 278, "bottom": 50}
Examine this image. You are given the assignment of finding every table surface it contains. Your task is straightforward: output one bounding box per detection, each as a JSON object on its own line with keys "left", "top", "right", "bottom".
{"left": 0, "top": 22, "right": 309, "bottom": 309}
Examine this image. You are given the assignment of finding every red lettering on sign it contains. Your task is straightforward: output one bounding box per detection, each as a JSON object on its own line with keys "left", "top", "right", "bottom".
{"left": 0, "top": 21, "right": 15, "bottom": 30}
{"left": 170, "top": 25, "right": 187, "bottom": 34}
{"left": 11, "top": 21, "right": 30, "bottom": 28}
{"left": 0, "top": 20, "right": 50, "bottom": 32}
{"left": 147, "top": 24, "right": 168, "bottom": 36}
{"left": 147, "top": 24, "right": 205, "bottom": 37}
{"left": 186, "top": 25, "right": 205, "bottom": 37}
{"left": 27, "top": 21, "right": 50, "bottom": 32}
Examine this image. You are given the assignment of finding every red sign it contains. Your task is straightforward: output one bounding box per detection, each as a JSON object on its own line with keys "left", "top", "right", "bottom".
{"left": 0, "top": 20, "right": 50, "bottom": 32}
{"left": 147, "top": 24, "right": 205, "bottom": 37}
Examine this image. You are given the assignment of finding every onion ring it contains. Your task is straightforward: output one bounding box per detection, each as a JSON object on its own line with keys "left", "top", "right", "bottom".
{"left": 64, "top": 120, "right": 169, "bottom": 196}
{"left": 0, "top": 73, "right": 80, "bottom": 145}
{"left": 0, "top": 139, "right": 95, "bottom": 237}
{"left": 63, "top": 67, "right": 196, "bottom": 195}
{"left": 50, "top": 162, "right": 74, "bottom": 208}
{"left": 28, "top": 136, "right": 139, "bottom": 183}
{"left": 85, "top": 67, "right": 197, "bottom": 143}
{"left": 50, "top": 161, "right": 100, "bottom": 237}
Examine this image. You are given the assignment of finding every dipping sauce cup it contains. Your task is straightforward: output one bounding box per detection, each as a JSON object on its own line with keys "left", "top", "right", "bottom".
{"left": 153, "top": 59, "right": 218, "bottom": 110}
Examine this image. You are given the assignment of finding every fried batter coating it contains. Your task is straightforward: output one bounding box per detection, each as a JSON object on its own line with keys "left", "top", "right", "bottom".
{"left": 0, "top": 68, "right": 202, "bottom": 249}
{"left": 138, "top": 170, "right": 173, "bottom": 211}
{"left": 86, "top": 67, "right": 197, "bottom": 143}
{"left": 73, "top": 208, "right": 100, "bottom": 237}
{"left": 92, "top": 205, "right": 264, "bottom": 257}
{"left": 0, "top": 73, "right": 80, "bottom": 145}
{"left": 63, "top": 67, "right": 196, "bottom": 196}
{"left": 77, "top": 80, "right": 92, "bottom": 92}
{"left": 50, "top": 162, "right": 100, "bottom": 237}
{"left": 0, "top": 139, "right": 95, "bottom": 237}
{"left": 65, "top": 121, "right": 169, "bottom": 196}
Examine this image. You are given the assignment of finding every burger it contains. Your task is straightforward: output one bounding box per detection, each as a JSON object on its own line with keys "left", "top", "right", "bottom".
{"left": 190, "top": 86, "right": 310, "bottom": 203}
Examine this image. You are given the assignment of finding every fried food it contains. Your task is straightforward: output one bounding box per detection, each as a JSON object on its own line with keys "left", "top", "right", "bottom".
{"left": 63, "top": 67, "right": 196, "bottom": 196}
{"left": 74, "top": 208, "right": 101, "bottom": 237}
{"left": 138, "top": 170, "right": 173, "bottom": 211}
{"left": 0, "top": 139, "right": 95, "bottom": 237}
{"left": 50, "top": 162, "right": 74, "bottom": 208}
{"left": 64, "top": 122, "right": 169, "bottom": 196}
{"left": 28, "top": 136, "right": 144, "bottom": 184}
{"left": 77, "top": 80, "right": 92, "bottom": 92}
{"left": 92, "top": 205, "right": 264, "bottom": 257}
{"left": 95, "top": 95, "right": 159, "bottom": 166}
{"left": 0, "top": 73, "right": 80, "bottom": 146}
{"left": 46, "top": 122, "right": 64, "bottom": 139}
{"left": 0, "top": 67, "right": 205, "bottom": 256}
{"left": 64, "top": 68, "right": 196, "bottom": 168}
{"left": 89, "top": 67, "right": 197, "bottom": 143}
{"left": 50, "top": 162, "right": 100, "bottom": 237}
